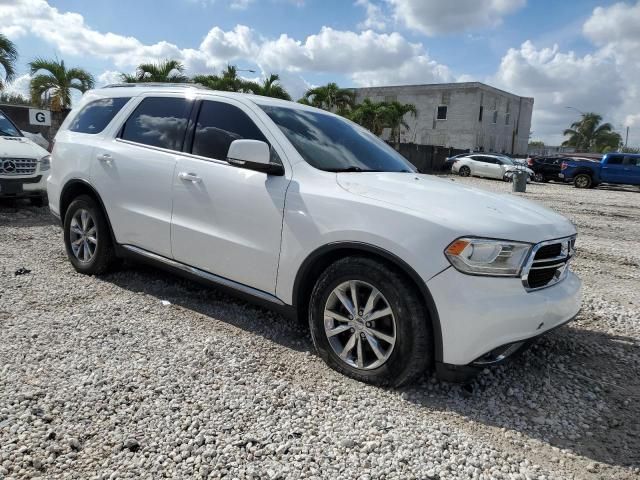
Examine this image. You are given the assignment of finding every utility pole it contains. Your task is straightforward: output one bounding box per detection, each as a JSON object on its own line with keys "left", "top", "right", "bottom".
{"left": 625, "top": 126, "right": 629, "bottom": 147}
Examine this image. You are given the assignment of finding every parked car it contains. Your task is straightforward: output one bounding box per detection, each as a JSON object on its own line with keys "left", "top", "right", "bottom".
{"left": 443, "top": 153, "right": 470, "bottom": 172}
{"left": 452, "top": 154, "right": 534, "bottom": 181}
{"left": 560, "top": 152, "right": 640, "bottom": 188}
{"left": 48, "top": 84, "right": 581, "bottom": 385}
{"left": 527, "top": 156, "right": 566, "bottom": 182}
{"left": 0, "top": 109, "right": 50, "bottom": 206}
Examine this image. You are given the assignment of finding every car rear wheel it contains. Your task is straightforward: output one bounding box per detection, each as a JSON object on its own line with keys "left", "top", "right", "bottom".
{"left": 574, "top": 174, "right": 592, "bottom": 189}
{"left": 308, "top": 256, "right": 433, "bottom": 387}
{"left": 63, "top": 195, "right": 117, "bottom": 275}
{"left": 533, "top": 173, "right": 544, "bottom": 183}
{"left": 458, "top": 166, "right": 471, "bottom": 177}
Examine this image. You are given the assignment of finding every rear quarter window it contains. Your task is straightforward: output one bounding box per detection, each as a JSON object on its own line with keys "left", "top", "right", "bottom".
{"left": 68, "top": 97, "right": 130, "bottom": 134}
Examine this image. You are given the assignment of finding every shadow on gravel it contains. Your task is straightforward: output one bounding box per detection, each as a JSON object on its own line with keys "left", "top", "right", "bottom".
{"left": 405, "top": 326, "right": 640, "bottom": 470}
{"left": 0, "top": 200, "right": 57, "bottom": 228}
{"left": 104, "top": 263, "right": 312, "bottom": 354}
{"left": 99, "top": 260, "right": 639, "bottom": 470}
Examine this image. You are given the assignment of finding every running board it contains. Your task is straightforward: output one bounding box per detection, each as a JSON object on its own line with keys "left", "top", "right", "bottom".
{"left": 121, "top": 245, "right": 286, "bottom": 306}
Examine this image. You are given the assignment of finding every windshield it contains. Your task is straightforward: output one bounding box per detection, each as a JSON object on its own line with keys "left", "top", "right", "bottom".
{"left": 259, "top": 105, "right": 415, "bottom": 173}
{"left": 0, "top": 111, "right": 23, "bottom": 137}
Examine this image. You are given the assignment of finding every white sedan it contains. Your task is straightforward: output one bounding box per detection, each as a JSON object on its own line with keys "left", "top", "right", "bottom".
{"left": 452, "top": 154, "right": 534, "bottom": 181}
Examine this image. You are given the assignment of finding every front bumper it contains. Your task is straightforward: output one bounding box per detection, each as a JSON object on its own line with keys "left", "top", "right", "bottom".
{"left": 0, "top": 175, "right": 47, "bottom": 198}
{"left": 427, "top": 266, "right": 582, "bottom": 367}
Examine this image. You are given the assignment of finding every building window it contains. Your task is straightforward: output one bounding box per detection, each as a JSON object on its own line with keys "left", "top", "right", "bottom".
{"left": 478, "top": 106, "right": 483, "bottom": 122}
{"left": 437, "top": 105, "right": 447, "bottom": 120}
{"left": 492, "top": 110, "right": 498, "bottom": 124}
{"left": 505, "top": 112, "right": 510, "bottom": 125}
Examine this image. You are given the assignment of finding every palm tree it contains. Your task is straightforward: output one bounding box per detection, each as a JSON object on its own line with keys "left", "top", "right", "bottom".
{"left": 0, "top": 33, "right": 18, "bottom": 90}
{"left": 347, "top": 98, "right": 388, "bottom": 135}
{"left": 384, "top": 101, "right": 417, "bottom": 146}
{"left": 563, "top": 113, "right": 622, "bottom": 152}
{"left": 121, "top": 59, "right": 188, "bottom": 83}
{"left": 301, "top": 82, "right": 355, "bottom": 114}
{"left": 193, "top": 65, "right": 253, "bottom": 92}
{"left": 244, "top": 74, "right": 291, "bottom": 100}
{"left": 29, "top": 58, "right": 94, "bottom": 111}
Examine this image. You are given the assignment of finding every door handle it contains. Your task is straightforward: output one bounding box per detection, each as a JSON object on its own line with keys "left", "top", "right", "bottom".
{"left": 178, "top": 172, "right": 202, "bottom": 183}
{"left": 97, "top": 153, "right": 112, "bottom": 163}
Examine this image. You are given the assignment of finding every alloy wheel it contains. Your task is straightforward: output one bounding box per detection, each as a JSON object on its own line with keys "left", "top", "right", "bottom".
{"left": 323, "top": 280, "right": 396, "bottom": 370}
{"left": 69, "top": 209, "right": 98, "bottom": 262}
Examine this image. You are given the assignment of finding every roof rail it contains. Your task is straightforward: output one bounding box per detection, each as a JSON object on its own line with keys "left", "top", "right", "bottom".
{"left": 102, "top": 82, "right": 208, "bottom": 89}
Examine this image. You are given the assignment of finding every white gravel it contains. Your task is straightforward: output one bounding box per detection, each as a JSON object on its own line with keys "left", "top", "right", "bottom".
{"left": 1, "top": 177, "right": 639, "bottom": 479}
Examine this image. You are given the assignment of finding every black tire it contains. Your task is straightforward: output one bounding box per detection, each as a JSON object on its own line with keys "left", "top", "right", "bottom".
{"left": 458, "top": 166, "right": 471, "bottom": 177}
{"left": 29, "top": 195, "right": 45, "bottom": 207}
{"left": 574, "top": 173, "right": 592, "bottom": 189}
{"left": 63, "top": 195, "right": 116, "bottom": 275}
{"left": 308, "top": 256, "right": 433, "bottom": 387}
{"left": 533, "top": 173, "right": 544, "bottom": 183}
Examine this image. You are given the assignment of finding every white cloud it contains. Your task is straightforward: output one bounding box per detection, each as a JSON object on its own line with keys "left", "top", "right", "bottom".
{"left": 355, "top": 0, "right": 387, "bottom": 31}
{"left": 96, "top": 70, "right": 124, "bottom": 87}
{"left": 491, "top": 41, "right": 625, "bottom": 145}
{"left": 2, "top": 74, "right": 32, "bottom": 98}
{"left": 389, "top": 0, "right": 526, "bottom": 36}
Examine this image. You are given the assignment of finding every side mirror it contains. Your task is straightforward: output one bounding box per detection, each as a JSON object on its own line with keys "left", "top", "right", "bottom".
{"left": 226, "top": 139, "right": 284, "bottom": 176}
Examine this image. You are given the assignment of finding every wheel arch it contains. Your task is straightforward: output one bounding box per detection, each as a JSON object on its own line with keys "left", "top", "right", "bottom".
{"left": 292, "top": 242, "right": 443, "bottom": 362}
{"left": 59, "top": 179, "right": 117, "bottom": 244}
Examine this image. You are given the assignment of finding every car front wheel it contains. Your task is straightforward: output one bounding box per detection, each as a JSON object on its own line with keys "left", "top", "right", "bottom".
{"left": 574, "top": 174, "right": 593, "bottom": 189}
{"left": 63, "top": 195, "right": 117, "bottom": 275}
{"left": 309, "top": 256, "right": 433, "bottom": 387}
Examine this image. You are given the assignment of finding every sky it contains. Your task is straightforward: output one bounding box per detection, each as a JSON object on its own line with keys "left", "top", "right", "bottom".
{"left": 1, "top": 0, "right": 639, "bottom": 146}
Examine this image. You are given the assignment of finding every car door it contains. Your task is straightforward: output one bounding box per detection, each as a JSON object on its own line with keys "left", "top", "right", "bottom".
{"left": 468, "top": 156, "right": 485, "bottom": 176}
{"left": 92, "top": 95, "right": 194, "bottom": 258}
{"left": 622, "top": 156, "right": 640, "bottom": 185}
{"left": 170, "top": 97, "right": 290, "bottom": 294}
{"left": 483, "top": 157, "right": 504, "bottom": 179}
{"left": 547, "top": 158, "right": 562, "bottom": 179}
{"left": 600, "top": 154, "right": 625, "bottom": 183}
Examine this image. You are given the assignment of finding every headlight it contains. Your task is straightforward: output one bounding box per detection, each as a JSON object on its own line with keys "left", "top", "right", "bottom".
{"left": 39, "top": 155, "right": 51, "bottom": 171}
{"left": 444, "top": 237, "right": 532, "bottom": 276}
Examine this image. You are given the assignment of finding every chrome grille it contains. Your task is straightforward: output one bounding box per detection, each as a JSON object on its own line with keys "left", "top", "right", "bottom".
{"left": 0, "top": 157, "right": 38, "bottom": 176}
{"left": 522, "top": 236, "right": 576, "bottom": 290}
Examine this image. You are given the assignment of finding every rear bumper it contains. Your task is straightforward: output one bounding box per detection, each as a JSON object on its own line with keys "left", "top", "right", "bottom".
{"left": 427, "top": 266, "right": 581, "bottom": 371}
{"left": 0, "top": 175, "right": 47, "bottom": 198}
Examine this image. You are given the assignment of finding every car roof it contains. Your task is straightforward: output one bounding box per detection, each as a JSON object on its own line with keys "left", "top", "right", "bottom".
{"left": 87, "top": 83, "right": 324, "bottom": 114}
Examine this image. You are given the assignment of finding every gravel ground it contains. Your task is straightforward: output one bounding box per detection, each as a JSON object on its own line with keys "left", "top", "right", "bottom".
{"left": 1, "top": 177, "right": 639, "bottom": 480}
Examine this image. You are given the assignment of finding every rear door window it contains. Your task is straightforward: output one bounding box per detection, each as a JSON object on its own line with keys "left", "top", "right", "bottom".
{"left": 607, "top": 155, "right": 623, "bottom": 165}
{"left": 120, "top": 97, "right": 193, "bottom": 151}
{"left": 191, "top": 100, "right": 268, "bottom": 161}
{"left": 69, "top": 97, "right": 130, "bottom": 134}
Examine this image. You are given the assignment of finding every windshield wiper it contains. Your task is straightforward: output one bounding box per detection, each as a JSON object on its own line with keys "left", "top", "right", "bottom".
{"left": 327, "top": 166, "right": 392, "bottom": 173}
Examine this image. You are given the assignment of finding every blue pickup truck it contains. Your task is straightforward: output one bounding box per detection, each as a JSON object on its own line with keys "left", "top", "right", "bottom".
{"left": 560, "top": 153, "right": 640, "bottom": 188}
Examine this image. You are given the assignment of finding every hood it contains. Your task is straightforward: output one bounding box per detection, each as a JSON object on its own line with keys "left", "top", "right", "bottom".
{"left": 337, "top": 172, "right": 576, "bottom": 244}
{"left": 0, "top": 136, "right": 49, "bottom": 158}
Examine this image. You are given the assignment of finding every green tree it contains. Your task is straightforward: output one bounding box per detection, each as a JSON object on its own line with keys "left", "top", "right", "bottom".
{"left": 193, "top": 65, "right": 254, "bottom": 92}
{"left": 0, "top": 92, "right": 30, "bottom": 106}
{"left": 244, "top": 74, "right": 291, "bottom": 100}
{"left": 0, "top": 33, "right": 18, "bottom": 90}
{"left": 346, "top": 98, "right": 388, "bottom": 135}
{"left": 121, "top": 59, "right": 188, "bottom": 83}
{"left": 385, "top": 101, "right": 417, "bottom": 146}
{"left": 301, "top": 82, "right": 355, "bottom": 114}
{"left": 562, "top": 113, "right": 622, "bottom": 152}
{"left": 528, "top": 140, "right": 545, "bottom": 148}
{"left": 29, "top": 58, "right": 94, "bottom": 111}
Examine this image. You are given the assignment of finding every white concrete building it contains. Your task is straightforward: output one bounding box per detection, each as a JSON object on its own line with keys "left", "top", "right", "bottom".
{"left": 352, "top": 82, "right": 534, "bottom": 156}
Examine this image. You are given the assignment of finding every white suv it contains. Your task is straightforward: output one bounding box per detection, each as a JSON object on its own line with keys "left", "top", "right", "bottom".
{"left": 47, "top": 84, "right": 581, "bottom": 385}
{"left": 1, "top": 109, "right": 50, "bottom": 206}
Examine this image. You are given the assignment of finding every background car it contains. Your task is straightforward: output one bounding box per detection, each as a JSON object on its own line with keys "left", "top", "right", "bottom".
{"left": 526, "top": 156, "right": 567, "bottom": 182}
{"left": 452, "top": 154, "right": 534, "bottom": 181}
